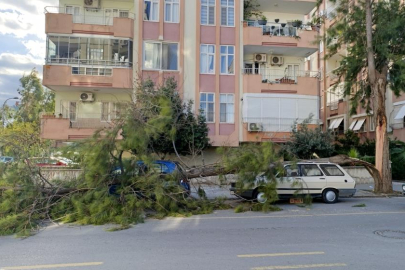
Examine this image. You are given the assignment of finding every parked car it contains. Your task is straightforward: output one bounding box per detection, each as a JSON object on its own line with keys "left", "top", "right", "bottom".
{"left": 26, "top": 157, "right": 68, "bottom": 167}
{"left": 230, "top": 162, "right": 356, "bottom": 204}
{"left": 0, "top": 156, "right": 14, "bottom": 163}
{"left": 110, "top": 160, "right": 190, "bottom": 194}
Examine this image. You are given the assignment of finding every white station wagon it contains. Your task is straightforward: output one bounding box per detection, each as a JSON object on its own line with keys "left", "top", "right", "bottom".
{"left": 230, "top": 162, "right": 356, "bottom": 204}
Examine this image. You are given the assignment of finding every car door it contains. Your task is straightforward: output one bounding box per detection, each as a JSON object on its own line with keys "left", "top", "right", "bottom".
{"left": 299, "top": 164, "right": 326, "bottom": 196}
{"left": 277, "top": 165, "right": 302, "bottom": 196}
{"left": 319, "top": 164, "right": 355, "bottom": 189}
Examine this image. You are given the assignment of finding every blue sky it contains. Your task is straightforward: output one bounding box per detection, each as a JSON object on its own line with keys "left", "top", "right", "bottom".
{"left": 0, "top": 0, "right": 58, "bottom": 106}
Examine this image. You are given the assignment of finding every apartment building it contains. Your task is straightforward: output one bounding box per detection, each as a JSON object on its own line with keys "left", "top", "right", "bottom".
{"left": 41, "top": 0, "right": 321, "bottom": 146}
{"left": 317, "top": 0, "right": 405, "bottom": 142}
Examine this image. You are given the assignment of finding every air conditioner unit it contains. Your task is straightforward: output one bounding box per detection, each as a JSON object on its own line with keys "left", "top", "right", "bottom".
{"left": 84, "top": 0, "right": 100, "bottom": 9}
{"left": 270, "top": 56, "right": 284, "bottom": 66}
{"left": 248, "top": 122, "right": 263, "bottom": 132}
{"left": 254, "top": 54, "right": 267, "bottom": 63}
{"left": 80, "top": 93, "right": 94, "bottom": 102}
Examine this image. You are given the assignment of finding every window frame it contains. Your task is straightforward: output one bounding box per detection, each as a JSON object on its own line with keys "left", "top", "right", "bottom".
{"left": 164, "top": 0, "right": 180, "bottom": 23}
{"left": 220, "top": 0, "right": 235, "bottom": 27}
{"left": 220, "top": 45, "right": 235, "bottom": 75}
{"left": 201, "top": 0, "right": 216, "bottom": 26}
{"left": 219, "top": 93, "right": 234, "bottom": 123}
{"left": 200, "top": 44, "right": 216, "bottom": 74}
{"left": 144, "top": 0, "right": 160, "bottom": 22}
{"left": 143, "top": 41, "right": 179, "bottom": 71}
{"left": 200, "top": 93, "right": 215, "bottom": 123}
{"left": 300, "top": 164, "right": 324, "bottom": 177}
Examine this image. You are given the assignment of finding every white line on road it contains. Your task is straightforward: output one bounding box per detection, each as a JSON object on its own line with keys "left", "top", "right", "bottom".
{"left": 251, "top": 263, "right": 347, "bottom": 270}
{"left": 1, "top": 262, "right": 103, "bottom": 270}
{"left": 238, "top": 251, "right": 325, "bottom": 258}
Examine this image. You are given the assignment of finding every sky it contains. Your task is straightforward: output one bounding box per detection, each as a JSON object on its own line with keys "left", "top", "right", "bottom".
{"left": 0, "top": 0, "right": 58, "bottom": 106}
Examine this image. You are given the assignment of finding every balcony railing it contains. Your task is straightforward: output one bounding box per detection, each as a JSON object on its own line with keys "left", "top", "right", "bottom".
{"left": 44, "top": 6, "right": 135, "bottom": 26}
{"left": 246, "top": 21, "right": 313, "bottom": 37}
{"left": 243, "top": 117, "right": 320, "bottom": 132}
{"left": 46, "top": 58, "right": 132, "bottom": 68}
{"left": 58, "top": 113, "right": 120, "bottom": 129}
{"left": 243, "top": 68, "right": 320, "bottom": 84}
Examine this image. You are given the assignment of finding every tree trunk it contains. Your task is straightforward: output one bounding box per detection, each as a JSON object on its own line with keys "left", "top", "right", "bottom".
{"left": 374, "top": 76, "right": 392, "bottom": 193}
{"left": 364, "top": 0, "right": 392, "bottom": 193}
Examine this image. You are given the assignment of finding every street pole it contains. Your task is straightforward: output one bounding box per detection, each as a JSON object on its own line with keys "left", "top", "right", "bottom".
{"left": 2, "top": 97, "right": 19, "bottom": 128}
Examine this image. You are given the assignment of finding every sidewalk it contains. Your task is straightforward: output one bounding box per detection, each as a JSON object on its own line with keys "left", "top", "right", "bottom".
{"left": 190, "top": 182, "right": 404, "bottom": 200}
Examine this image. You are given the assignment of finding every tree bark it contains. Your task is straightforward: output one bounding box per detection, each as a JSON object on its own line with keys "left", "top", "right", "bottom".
{"left": 365, "top": 0, "right": 392, "bottom": 193}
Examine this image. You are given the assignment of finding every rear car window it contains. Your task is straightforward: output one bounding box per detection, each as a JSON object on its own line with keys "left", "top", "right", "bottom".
{"left": 320, "top": 164, "right": 345, "bottom": 176}
{"left": 300, "top": 164, "right": 323, "bottom": 176}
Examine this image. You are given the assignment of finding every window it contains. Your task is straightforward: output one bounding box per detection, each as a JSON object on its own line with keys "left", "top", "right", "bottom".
{"left": 144, "top": 0, "right": 159, "bottom": 21}
{"left": 201, "top": 0, "right": 215, "bottom": 25}
{"left": 119, "top": 10, "right": 129, "bottom": 18}
{"left": 284, "top": 165, "right": 300, "bottom": 177}
{"left": 319, "top": 164, "right": 344, "bottom": 176}
{"left": 165, "top": 0, "right": 180, "bottom": 23}
{"left": 220, "top": 45, "right": 234, "bottom": 74}
{"left": 200, "top": 93, "right": 215, "bottom": 122}
{"left": 220, "top": 94, "right": 234, "bottom": 123}
{"left": 144, "top": 42, "right": 179, "bottom": 70}
{"left": 221, "top": 0, "right": 234, "bottom": 26}
{"left": 101, "top": 102, "right": 122, "bottom": 121}
{"left": 369, "top": 115, "right": 375, "bottom": 131}
{"left": 300, "top": 164, "right": 323, "bottom": 177}
{"left": 200, "top": 44, "right": 215, "bottom": 74}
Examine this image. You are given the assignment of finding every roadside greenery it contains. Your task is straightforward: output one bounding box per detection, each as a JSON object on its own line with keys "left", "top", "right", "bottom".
{"left": 0, "top": 78, "right": 220, "bottom": 237}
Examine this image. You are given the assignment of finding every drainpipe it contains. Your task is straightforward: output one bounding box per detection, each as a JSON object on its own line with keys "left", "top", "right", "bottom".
{"left": 323, "top": 14, "right": 327, "bottom": 132}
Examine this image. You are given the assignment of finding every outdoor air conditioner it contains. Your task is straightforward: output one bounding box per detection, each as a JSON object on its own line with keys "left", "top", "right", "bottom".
{"left": 80, "top": 93, "right": 94, "bottom": 102}
{"left": 254, "top": 54, "right": 267, "bottom": 63}
{"left": 270, "top": 56, "right": 284, "bottom": 66}
{"left": 84, "top": 0, "right": 100, "bottom": 9}
{"left": 248, "top": 122, "right": 263, "bottom": 132}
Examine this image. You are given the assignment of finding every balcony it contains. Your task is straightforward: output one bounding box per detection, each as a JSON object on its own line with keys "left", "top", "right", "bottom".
{"left": 242, "top": 68, "right": 319, "bottom": 95}
{"left": 40, "top": 114, "right": 120, "bottom": 141}
{"left": 243, "top": 21, "right": 318, "bottom": 50}
{"left": 45, "top": 6, "right": 134, "bottom": 39}
{"left": 43, "top": 65, "right": 133, "bottom": 91}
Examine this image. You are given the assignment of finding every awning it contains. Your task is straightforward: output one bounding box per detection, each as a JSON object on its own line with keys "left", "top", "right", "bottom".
{"left": 394, "top": 105, "right": 405, "bottom": 120}
{"left": 353, "top": 118, "right": 366, "bottom": 131}
{"left": 332, "top": 117, "right": 344, "bottom": 129}
{"left": 348, "top": 120, "right": 357, "bottom": 130}
{"left": 328, "top": 119, "right": 337, "bottom": 129}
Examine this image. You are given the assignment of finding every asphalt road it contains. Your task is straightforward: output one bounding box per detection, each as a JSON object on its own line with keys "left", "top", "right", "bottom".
{"left": 1, "top": 197, "right": 405, "bottom": 270}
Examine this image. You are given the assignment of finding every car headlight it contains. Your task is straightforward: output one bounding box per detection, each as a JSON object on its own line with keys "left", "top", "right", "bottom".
{"left": 402, "top": 184, "right": 405, "bottom": 193}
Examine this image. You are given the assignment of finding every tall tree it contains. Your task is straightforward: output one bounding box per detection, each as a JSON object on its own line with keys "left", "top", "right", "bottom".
{"left": 15, "top": 68, "right": 54, "bottom": 124}
{"left": 322, "top": 0, "right": 405, "bottom": 192}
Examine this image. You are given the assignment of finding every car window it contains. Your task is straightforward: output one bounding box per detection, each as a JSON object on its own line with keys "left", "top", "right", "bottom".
{"left": 300, "top": 164, "right": 323, "bottom": 176}
{"left": 161, "top": 164, "right": 170, "bottom": 174}
{"left": 284, "top": 165, "right": 300, "bottom": 177}
{"left": 320, "top": 164, "right": 345, "bottom": 176}
{"left": 150, "top": 163, "right": 162, "bottom": 174}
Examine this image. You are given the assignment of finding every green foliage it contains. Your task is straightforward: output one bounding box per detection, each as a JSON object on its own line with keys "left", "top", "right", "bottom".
{"left": 321, "top": 0, "right": 405, "bottom": 113}
{"left": 352, "top": 203, "right": 366, "bottom": 207}
{"left": 283, "top": 116, "right": 335, "bottom": 159}
{"left": 15, "top": 68, "right": 55, "bottom": 124}
{"left": 348, "top": 148, "right": 359, "bottom": 158}
{"left": 220, "top": 142, "right": 282, "bottom": 207}
{"left": 243, "top": 0, "right": 262, "bottom": 20}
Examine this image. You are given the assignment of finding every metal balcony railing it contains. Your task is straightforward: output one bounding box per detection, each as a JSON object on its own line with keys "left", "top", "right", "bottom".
{"left": 243, "top": 117, "right": 320, "bottom": 132}
{"left": 44, "top": 6, "right": 135, "bottom": 26}
{"left": 246, "top": 21, "right": 314, "bottom": 37}
{"left": 243, "top": 68, "right": 320, "bottom": 84}
{"left": 46, "top": 58, "right": 132, "bottom": 68}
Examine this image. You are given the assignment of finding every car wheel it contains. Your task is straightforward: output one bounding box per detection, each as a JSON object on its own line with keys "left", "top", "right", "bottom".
{"left": 322, "top": 189, "right": 338, "bottom": 204}
{"left": 253, "top": 190, "right": 268, "bottom": 204}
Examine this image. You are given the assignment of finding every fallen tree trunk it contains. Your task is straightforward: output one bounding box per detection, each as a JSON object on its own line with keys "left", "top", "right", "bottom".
{"left": 308, "top": 155, "right": 381, "bottom": 186}
{"left": 184, "top": 164, "right": 235, "bottom": 179}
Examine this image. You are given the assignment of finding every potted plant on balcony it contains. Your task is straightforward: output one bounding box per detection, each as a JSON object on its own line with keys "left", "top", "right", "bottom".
{"left": 292, "top": 20, "right": 303, "bottom": 28}
{"left": 258, "top": 15, "right": 268, "bottom": 25}
{"left": 275, "top": 19, "right": 279, "bottom": 23}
